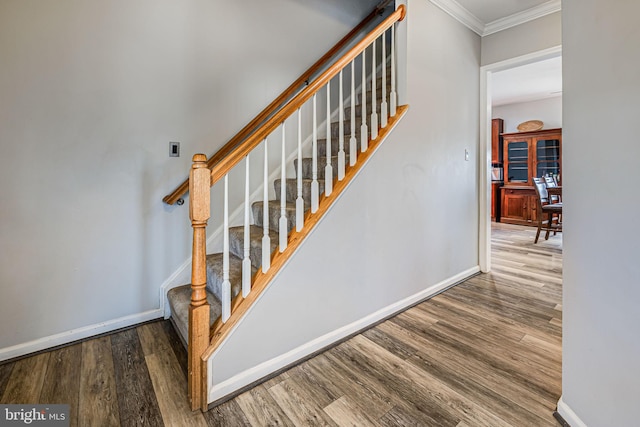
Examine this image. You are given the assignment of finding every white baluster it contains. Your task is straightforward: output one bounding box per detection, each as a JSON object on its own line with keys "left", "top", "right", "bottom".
{"left": 350, "top": 61, "right": 357, "bottom": 166}
{"left": 242, "top": 155, "right": 251, "bottom": 298}
{"left": 279, "top": 122, "right": 287, "bottom": 252}
{"left": 221, "top": 174, "right": 231, "bottom": 322}
{"left": 338, "top": 70, "right": 345, "bottom": 181}
{"left": 361, "top": 50, "right": 369, "bottom": 152}
{"left": 381, "top": 30, "right": 388, "bottom": 129}
{"left": 296, "top": 108, "right": 304, "bottom": 231}
{"left": 262, "top": 138, "right": 271, "bottom": 272}
{"left": 390, "top": 23, "right": 397, "bottom": 117}
{"left": 311, "top": 94, "right": 319, "bottom": 213}
{"left": 370, "top": 38, "right": 378, "bottom": 141}
{"left": 325, "top": 81, "right": 333, "bottom": 196}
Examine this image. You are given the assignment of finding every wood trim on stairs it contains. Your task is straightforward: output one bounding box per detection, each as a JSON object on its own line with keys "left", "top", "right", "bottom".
{"left": 202, "top": 105, "right": 409, "bottom": 361}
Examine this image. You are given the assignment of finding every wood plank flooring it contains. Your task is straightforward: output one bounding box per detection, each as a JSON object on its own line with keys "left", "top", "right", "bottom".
{"left": 0, "top": 222, "right": 562, "bottom": 426}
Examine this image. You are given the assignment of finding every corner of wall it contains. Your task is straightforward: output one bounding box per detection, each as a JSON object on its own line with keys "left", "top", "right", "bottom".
{"left": 557, "top": 396, "right": 589, "bottom": 427}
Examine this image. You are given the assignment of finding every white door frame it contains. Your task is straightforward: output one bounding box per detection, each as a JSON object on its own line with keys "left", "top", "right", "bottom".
{"left": 478, "top": 45, "right": 562, "bottom": 272}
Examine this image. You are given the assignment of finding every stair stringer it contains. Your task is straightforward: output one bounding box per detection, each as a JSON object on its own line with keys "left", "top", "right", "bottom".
{"left": 201, "top": 106, "right": 416, "bottom": 405}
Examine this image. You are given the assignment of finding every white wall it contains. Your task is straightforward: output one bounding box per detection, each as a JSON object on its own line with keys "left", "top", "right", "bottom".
{"left": 0, "top": 0, "right": 378, "bottom": 357}
{"left": 481, "top": 11, "right": 561, "bottom": 66}
{"left": 492, "top": 96, "right": 562, "bottom": 133}
{"left": 208, "top": 0, "right": 481, "bottom": 400}
{"left": 560, "top": 1, "right": 640, "bottom": 426}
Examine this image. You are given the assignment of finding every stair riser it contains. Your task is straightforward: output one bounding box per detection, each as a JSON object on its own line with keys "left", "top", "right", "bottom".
{"left": 317, "top": 137, "right": 360, "bottom": 157}
{"left": 361, "top": 76, "right": 393, "bottom": 98}
{"left": 294, "top": 156, "right": 345, "bottom": 181}
{"left": 344, "top": 102, "right": 388, "bottom": 121}
{"left": 360, "top": 75, "right": 391, "bottom": 92}
{"left": 228, "top": 225, "right": 277, "bottom": 270}
{"left": 167, "top": 285, "right": 221, "bottom": 342}
{"left": 331, "top": 119, "right": 368, "bottom": 139}
{"left": 206, "top": 253, "right": 245, "bottom": 302}
{"left": 274, "top": 178, "right": 326, "bottom": 207}
{"left": 338, "top": 68, "right": 391, "bottom": 89}
{"left": 252, "top": 201, "right": 297, "bottom": 234}
{"left": 358, "top": 91, "right": 388, "bottom": 106}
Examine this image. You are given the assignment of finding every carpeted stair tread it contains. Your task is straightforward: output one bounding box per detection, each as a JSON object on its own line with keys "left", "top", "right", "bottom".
{"left": 348, "top": 72, "right": 392, "bottom": 96}
{"left": 252, "top": 200, "right": 298, "bottom": 234}
{"left": 372, "top": 76, "right": 393, "bottom": 94}
{"left": 358, "top": 90, "right": 387, "bottom": 105}
{"left": 206, "top": 252, "right": 249, "bottom": 302}
{"left": 330, "top": 119, "right": 369, "bottom": 139}
{"left": 317, "top": 138, "right": 360, "bottom": 157}
{"left": 274, "top": 178, "right": 327, "bottom": 207}
{"left": 344, "top": 102, "right": 387, "bottom": 120}
{"left": 228, "top": 225, "right": 278, "bottom": 269}
{"left": 167, "top": 285, "right": 221, "bottom": 345}
{"left": 295, "top": 156, "right": 349, "bottom": 180}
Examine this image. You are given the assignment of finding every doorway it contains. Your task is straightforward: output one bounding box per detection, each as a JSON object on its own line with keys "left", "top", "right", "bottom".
{"left": 479, "top": 46, "right": 562, "bottom": 272}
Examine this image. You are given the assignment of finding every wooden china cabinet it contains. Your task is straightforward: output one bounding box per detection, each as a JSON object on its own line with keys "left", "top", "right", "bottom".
{"left": 500, "top": 128, "right": 562, "bottom": 226}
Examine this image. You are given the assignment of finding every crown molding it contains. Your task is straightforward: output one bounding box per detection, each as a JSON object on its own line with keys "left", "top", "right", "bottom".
{"left": 428, "top": 0, "right": 484, "bottom": 36}
{"left": 483, "top": 0, "right": 561, "bottom": 36}
{"left": 429, "top": 0, "right": 561, "bottom": 37}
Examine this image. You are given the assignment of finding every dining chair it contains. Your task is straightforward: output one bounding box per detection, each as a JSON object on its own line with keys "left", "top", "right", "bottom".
{"left": 544, "top": 175, "right": 560, "bottom": 203}
{"left": 544, "top": 174, "right": 562, "bottom": 229}
{"left": 533, "top": 177, "right": 563, "bottom": 243}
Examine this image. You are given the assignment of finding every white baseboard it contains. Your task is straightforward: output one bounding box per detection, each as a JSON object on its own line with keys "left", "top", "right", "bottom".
{"left": 0, "top": 308, "right": 163, "bottom": 362}
{"left": 557, "top": 396, "right": 588, "bottom": 427}
{"left": 208, "top": 266, "right": 479, "bottom": 403}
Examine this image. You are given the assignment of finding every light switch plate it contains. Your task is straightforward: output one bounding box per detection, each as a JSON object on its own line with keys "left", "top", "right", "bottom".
{"left": 170, "top": 142, "right": 180, "bottom": 157}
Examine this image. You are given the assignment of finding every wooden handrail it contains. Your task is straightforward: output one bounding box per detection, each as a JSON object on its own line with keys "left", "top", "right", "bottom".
{"left": 208, "top": 5, "right": 405, "bottom": 188}
{"left": 162, "top": 0, "right": 395, "bottom": 206}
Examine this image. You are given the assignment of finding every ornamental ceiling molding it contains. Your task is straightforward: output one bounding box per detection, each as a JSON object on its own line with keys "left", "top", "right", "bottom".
{"left": 428, "top": 0, "right": 561, "bottom": 36}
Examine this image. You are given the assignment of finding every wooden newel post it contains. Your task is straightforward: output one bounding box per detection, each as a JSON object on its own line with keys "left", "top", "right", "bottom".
{"left": 188, "top": 153, "right": 211, "bottom": 411}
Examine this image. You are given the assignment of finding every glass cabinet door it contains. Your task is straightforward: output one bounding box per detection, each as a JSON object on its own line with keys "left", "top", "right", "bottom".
{"left": 506, "top": 141, "right": 529, "bottom": 183}
{"left": 536, "top": 139, "right": 561, "bottom": 179}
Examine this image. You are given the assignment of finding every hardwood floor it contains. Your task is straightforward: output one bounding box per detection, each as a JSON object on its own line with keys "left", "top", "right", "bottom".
{"left": 0, "top": 222, "right": 562, "bottom": 426}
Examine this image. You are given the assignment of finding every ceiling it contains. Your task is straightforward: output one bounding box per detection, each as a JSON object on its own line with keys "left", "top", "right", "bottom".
{"left": 428, "top": 0, "right": 562, "bottom": 106}
{"left": 492, "top": 56, "right": 562, "bottom": 106}
{"left": 429, "top": 0, "right": 561, "bottom": 36}
{"left": 454, "top": 0, "right": 554, "bottom": 26}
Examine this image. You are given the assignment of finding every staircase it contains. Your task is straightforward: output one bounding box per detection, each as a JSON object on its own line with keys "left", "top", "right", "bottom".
{"left": 162, "top": 4, "right": 407, "bottom": 410}
{"left": 167, "top": 73, "right": 392, "bottom": 345}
